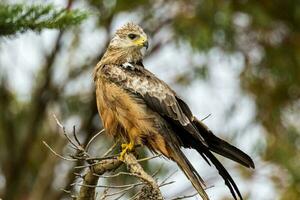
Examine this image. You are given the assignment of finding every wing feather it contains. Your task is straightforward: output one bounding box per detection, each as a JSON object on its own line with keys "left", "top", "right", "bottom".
{"left": 100, "top": 64, "right": 206, "bottom": 145}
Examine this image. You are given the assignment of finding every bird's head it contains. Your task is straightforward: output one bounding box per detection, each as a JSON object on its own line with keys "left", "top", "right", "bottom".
{"left": 109, "top": 22, "right": 149, "bottom": 50}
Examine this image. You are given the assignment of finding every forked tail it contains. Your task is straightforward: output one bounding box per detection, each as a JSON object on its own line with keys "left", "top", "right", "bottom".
{"left": 169, "top": 146, "right": 210, "bottom": 200}
{"left": 193, "top": 118, "right": 255, "bottom": 169}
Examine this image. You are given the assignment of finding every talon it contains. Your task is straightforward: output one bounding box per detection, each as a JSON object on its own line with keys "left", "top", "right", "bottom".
{"left": 119, "top": 150, "right": 126, "bottom": 161}
{"left": 118, "top": 141, "right": 134, "bottom": 160}
{"left": 121, "top": 143, "right": 127, "bottom": 149}
{"left": 127, "top": 141, "right": 134, "bottom": 151}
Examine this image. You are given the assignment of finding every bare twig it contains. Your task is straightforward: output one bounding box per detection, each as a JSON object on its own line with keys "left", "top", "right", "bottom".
{"left": 76, "top": 158, "right": 122, "bottom": 200}
{"left": 75, "top": 182, "right": 143, "bottom": 189}
{"left": 201, "top": 114, "right": 212, "bottom": 121}
{"left": 99, "top": 188, "right": 109, "bottom": 200}
{"left": 53, "top": 114, "right": 80, "bottom": 149}
{"left": 53, "top": 114, "right": 65, "bottom": 130}
{"left": 102, "top": 139, "right": 120, "bottom": 157}
{"left": 85, "top": 129, "right": 105, "bottom": 151}
{"left": 152, "top": 164, "right": 164, "bottom": 177}
{"left": 53, "top": 114, "right": 90, "bottom": 159}
{"left": 103, "top": 139, "right": 119, "bottom": 157}
{"left": 73, "top": 125, "right": 81, "bottom": 146}
{"left": 98, "top": 182, "right": 142, "bottom": 198}
{"left": 159, "top": 181, "right": 176, "bottom": 188}
{"left": 170, "top": 193, "right": 198, "bottom": 200}
{"left": 160, "top": 170, "right": 178, "bottom": 186}
{"left": 43, "top": 141, "right": 77, "bottom": 162}
{"left": 99, "top": 171, "right": 136, "bottom": 178}
{"left": 114, "top": 192, "right": 127, "bottom": 200}
{"left": 137, "top": 154, "right": 162, "bottom": 162}
{"left": 73, "top": 155, "right": 119, "bottom": 169}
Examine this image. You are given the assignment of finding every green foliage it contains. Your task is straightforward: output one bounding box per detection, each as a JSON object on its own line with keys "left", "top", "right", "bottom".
{"left": 173, "top": 0, "right": 235, "bottom": 50}
{"left": 0, "top": 4, "right": 88, "bottom": 36}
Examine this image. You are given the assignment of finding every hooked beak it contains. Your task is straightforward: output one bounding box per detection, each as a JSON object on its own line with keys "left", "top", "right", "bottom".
{"left": 134, "top": 35, "right": 149, "bottom": 49}
{"left": 143, "top": 40, "right": 149, "bottom": 49}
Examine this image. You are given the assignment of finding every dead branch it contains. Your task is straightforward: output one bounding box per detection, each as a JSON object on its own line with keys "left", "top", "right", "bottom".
{"left": 170, "top": 193, "right": 198, "bottom": 200}
{"left": 75, "top": 153, "right": 164, "bottom": 200}
{"left": 76, "top": 158, "right": 122, "bottom": 200}
{"left": 47, "top": 115, "right": 197, "bottom": 200}
{"left": 137, "top": 154, "right": 162, "bottom": 162}
{"left": 48, "top": 115, "right": 163, "bottom": 199}
{"left": 123, "top": 153, "right": 164, "bottom": 200}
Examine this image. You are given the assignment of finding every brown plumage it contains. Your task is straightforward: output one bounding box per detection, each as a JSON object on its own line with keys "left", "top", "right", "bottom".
{"left": 94, "top": 22, "right": 254, "bottom": 200}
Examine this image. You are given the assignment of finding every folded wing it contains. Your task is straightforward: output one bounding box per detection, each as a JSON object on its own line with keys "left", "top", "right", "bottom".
{"left": 101, "top": 64, "right": 207, "bottom": 145}
{"left": 101, "top": 63, "right": 254, "bottom": 200}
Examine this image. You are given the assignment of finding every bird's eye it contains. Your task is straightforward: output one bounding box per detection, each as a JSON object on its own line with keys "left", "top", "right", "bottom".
{"left": 128, "top": 33, "right": 138, "bottom": 40}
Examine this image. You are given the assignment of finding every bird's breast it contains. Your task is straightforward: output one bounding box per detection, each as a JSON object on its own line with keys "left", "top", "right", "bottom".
{"left": 95, "top": 77, "right": 156, "bottom": 142}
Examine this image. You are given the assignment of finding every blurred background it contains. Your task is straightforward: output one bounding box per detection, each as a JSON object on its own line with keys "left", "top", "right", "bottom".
{"left": 0, "top": 0, "right": 300, "bottom": 199}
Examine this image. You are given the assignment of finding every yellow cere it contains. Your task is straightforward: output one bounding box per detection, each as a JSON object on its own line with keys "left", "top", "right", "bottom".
{"left": 133, "top": 36, "right": 147, "bottom": 46}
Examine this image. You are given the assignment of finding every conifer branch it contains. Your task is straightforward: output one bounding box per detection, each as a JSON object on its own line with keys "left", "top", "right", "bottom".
{"left": 0, "top": 4, "right": 88, "bottom": 36}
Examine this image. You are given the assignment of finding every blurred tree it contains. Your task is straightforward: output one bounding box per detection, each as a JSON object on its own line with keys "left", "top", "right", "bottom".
{"left": 0, "top": 1, "right": 89, "bottom": 199}
{"left": 1, "top": 0, "right": 300, "bottom": 199}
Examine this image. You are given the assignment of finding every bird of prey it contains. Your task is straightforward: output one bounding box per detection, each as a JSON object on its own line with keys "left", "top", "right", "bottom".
{"left": 94, "top": 22, "right": 254, "bottom": 200}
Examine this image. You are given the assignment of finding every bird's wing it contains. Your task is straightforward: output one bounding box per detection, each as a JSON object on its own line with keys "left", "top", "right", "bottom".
{"left": 100, "top": 64, "right": 207, "bottom": 145}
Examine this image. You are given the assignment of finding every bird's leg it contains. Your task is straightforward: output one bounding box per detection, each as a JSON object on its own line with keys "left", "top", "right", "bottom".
{"left": 119, "top": 141, "right": 134, "bottom": 160}
{"left": 119, "top": 127, "right": 139, "bottom": 160}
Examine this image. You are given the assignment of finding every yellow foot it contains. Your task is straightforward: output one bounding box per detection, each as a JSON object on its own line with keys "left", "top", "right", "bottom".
{"left": 118, "top": 142, "right": 134, "bottom": 161}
